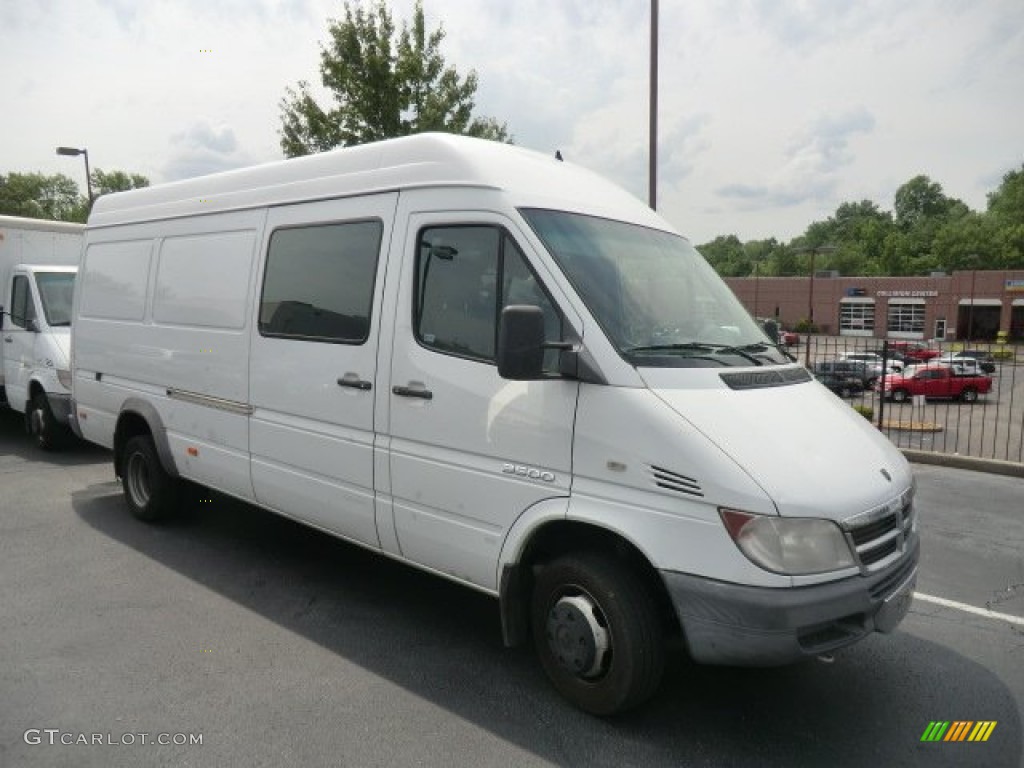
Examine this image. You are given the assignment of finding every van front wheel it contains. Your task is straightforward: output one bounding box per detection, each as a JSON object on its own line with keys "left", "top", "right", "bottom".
{"left": 122, "top": 435, "right": 179, "bottom": 522}
{"left": 531, "top": 553, "right": 665, "bottom": 715}
{"left": 29, "top": 392, "right": 63, "bottom": 451}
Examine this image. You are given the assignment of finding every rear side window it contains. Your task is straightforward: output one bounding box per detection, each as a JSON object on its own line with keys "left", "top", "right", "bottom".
{"left": 259, "top": 220, "right": 383, "bottom": 344}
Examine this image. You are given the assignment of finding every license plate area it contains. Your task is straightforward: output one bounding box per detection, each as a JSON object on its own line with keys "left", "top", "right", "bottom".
{"left": 875, "top": 570, "right": 916, "bottom": 633}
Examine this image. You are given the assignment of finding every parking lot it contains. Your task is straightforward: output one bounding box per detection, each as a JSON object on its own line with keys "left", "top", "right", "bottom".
{"left": 1, "top": 408, "right": 1022, "bottom": 768}
{"left": 805, "top": 337, "right": 1024, "bottom": 464}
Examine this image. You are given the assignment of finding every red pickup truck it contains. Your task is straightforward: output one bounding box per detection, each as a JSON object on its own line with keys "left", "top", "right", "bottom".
{"left": 880, "top": 364, "right": 992, "bottom": 403}
{"left": 887, "top": 341, "right": 941, "bottom": 362}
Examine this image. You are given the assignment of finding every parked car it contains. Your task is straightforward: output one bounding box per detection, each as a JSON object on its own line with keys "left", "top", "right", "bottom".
{"left": 841, "top": 352, "right": 904, "bottom": 373}
{"left": 887, "top": 341, "right": 941, "bottom": 362}
{"left": 814, "top": 372, "right": 865, "bottom": 398}
{"left": 929, "top": 355, "right": 985, "bottom": 377}
{"left": 780, "top": 330, "right": 799, "bottom": 347}
{"left": 812, "top": 360, "right": 876, "bottom": 388}
{"left": 880, "top": 364, "right": 993, "bottom": 403}
{"left": 941, "top": 349, "right": 996, "bottom": 374}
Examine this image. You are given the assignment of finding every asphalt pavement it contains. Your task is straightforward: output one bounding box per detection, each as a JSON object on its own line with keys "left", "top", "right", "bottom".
{"left": 0, "top": 409, "right": 1022, "bottom": 768}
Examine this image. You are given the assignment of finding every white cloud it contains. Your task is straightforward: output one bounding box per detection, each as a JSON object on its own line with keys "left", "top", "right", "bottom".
{"left": 164, "top": 121, "right": 252, "bottom": 181}
{"left": 2, "top": 0, "right": 1022, "bottom": 244}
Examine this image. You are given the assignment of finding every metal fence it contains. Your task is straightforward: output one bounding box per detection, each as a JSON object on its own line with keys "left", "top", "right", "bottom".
{"left": 803, "top": 336, "right": 1024, "bottom": 465}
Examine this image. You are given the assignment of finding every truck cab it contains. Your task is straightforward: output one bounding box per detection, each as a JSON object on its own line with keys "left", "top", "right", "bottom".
{"left": 1, "top": 264, "right": 77, "bottom": 447}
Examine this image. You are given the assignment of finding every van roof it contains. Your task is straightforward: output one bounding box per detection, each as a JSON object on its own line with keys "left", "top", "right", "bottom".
{"left": 88, "top": 133, "right": 671, "bottom": 233}
{"left": 0, "top": 215, "right": 85, "bottom": 234}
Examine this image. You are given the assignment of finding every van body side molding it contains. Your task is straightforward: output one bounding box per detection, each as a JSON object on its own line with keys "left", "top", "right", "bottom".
{"left": 166, "top": 387, "right": 254, "bottom": 416}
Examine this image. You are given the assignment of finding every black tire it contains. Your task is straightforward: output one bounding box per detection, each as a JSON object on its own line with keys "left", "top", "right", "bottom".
{"left": 531, "top": 553, "right": 665, "bottom": 715}
{"left": 891, "top": 389, "right": 909, "bottom": 403}
{"left": 28, "top": 392, "right": 65, "bottom": 451}
{"left": 840, "top": 385, "right": 852, "bottom": 398}
{"left": 960, "top": 387, "right": 978, "bottom": 403}
{"left": 121, "top": 435, "right": 179, "bottom": 522}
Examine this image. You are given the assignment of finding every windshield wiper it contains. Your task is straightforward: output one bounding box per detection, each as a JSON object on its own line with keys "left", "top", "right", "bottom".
{"left": 625, "top": 341, "right": 767, "bottom": 366}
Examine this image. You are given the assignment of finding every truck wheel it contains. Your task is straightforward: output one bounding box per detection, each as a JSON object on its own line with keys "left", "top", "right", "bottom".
{"left": 122, "top": 435, "right": 179, "bottom": 522}
{"left": 960, "top": 387, "right": 978, "bottom": 403}
{"left": 28, "top": 392, "right": 63, "bottom": 451}
{"left": 531, "top": 553, "right": 665, "bottom": 715}
{"left": 891, "top": 389, "right": 909, "bottom": 403}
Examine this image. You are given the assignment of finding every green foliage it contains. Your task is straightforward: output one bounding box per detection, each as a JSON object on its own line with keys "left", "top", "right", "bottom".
{"left": 0, "top": 168, "right": 150, "bottom": 223}
{"left": 279, "top": 0, "right": 510, "bottom": 157}
{"left": 852, "top": 404, "right": 874, "bottom": 421}
{"left": 703, "top": 169, "right": 1024, "bottom": 278}
{"left": 92, "top": 168, "right": 149, "bottom": 197}
{"left": 0, "top": 172, "right": 86, "bottom": 222}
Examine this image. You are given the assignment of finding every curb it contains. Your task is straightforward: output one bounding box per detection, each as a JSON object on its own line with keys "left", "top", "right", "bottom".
{"left": 902, "top": 449, "right": 1024, "bottom": 479}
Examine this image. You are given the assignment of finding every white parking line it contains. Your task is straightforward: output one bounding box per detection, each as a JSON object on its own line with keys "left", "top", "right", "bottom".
{"left": 915, "top": 592, "right": 1024, "bottom": 626}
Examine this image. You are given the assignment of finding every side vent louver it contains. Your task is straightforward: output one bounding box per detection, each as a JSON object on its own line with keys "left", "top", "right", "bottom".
{"left": 649, "top": 465, "right": 703, "bottom": 498}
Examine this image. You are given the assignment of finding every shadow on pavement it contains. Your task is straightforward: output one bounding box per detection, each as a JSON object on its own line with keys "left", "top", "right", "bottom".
{"left": 72, "top": 483, "right": 1022, "bottom": 768}
{"left": 0, "top": 407, "right": 109, "bottom": 467}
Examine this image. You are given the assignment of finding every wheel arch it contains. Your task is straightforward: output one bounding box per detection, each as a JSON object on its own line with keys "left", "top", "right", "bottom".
{"left": 498, "top": 513, "right": 680, "bottom": 649}
{"left": 114, "top": 398, "right": 179, "bottom": 480}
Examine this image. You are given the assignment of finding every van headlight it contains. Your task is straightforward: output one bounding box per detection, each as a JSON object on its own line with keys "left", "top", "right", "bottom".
{"left": 57, "top": 368, "right": 72, "bottom": 389}
{"left": 719, "top": 508, "right": 856, "bottom": 575}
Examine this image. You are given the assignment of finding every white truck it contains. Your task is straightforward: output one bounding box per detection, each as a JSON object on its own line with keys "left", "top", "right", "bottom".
{"left": 71, "top": 134, "right": 919, "bottom": 714}
{"left": 0, "top": 215, "right": 83, "bottom": 448}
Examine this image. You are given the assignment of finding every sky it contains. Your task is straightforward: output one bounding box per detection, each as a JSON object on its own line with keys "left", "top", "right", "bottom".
{"left": 2, "top": 0, "right": 1022, "bottom": 244}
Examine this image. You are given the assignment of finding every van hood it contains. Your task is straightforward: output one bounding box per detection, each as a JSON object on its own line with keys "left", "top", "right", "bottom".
{"left": 640, "top": 369, "right": 912, "bottom": 522}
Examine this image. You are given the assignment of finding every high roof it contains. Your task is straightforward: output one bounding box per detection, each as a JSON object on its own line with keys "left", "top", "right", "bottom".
{"left": 87, "top": 133, "right": 671, "bottom": 233}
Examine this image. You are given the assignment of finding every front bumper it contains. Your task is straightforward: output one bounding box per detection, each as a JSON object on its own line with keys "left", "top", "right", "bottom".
{"left": 662, "top": 536, "right": 919, "bottom": 666}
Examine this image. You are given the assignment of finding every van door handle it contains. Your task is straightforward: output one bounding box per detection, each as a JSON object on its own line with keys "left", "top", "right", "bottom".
{"left": 392, "top": 383, "right": 433, "bottom": 400}
{"left": 3, "top": 336, "right": 11, "bottom": 343}
{"left": 337, "top": 374, "right": 372, "bottom": 391}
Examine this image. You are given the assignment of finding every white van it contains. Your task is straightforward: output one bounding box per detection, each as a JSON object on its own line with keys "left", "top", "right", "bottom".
{"left": 1, "top": 215, "right": 83, "bottom": 448}
{"left": 71, "top": 134, "right": 918, "bottom": 714}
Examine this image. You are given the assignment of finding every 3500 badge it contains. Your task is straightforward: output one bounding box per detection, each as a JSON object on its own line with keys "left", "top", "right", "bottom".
{"left": 501, "top": 463, "right": 556, "bottom": 483}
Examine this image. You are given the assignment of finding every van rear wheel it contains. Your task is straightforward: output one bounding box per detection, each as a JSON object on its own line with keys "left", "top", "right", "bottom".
{"left": 531, "top": 553, "right": 665, "bottom": 715}
{"left": 122, "top": 435, "right": 179, "bottom": 522}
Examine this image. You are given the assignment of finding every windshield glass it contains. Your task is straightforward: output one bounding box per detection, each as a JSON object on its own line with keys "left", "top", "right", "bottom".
{"left": 520, "top": 209, "right": 789, "bottom": 367}
{"left": 34, "top": 272, "right": 75, "bottom": 327}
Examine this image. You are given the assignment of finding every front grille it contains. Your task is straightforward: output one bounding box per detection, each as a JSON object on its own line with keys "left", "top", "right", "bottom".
{"left": 843, "top": 489, "right": 914, "bottom": 573}
{"left": 870, "top": 552, "right": 917, "bottom": 600}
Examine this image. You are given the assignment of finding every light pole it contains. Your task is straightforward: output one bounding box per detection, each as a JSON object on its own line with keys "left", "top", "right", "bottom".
{"left": 794, "top": 244, "right": 836, "bottom": 365}
{"left": 56, "top": 146, "right": 93, "bottom": 206}
{"left": 649, "top": 0, "right": 658, "bottom": 210}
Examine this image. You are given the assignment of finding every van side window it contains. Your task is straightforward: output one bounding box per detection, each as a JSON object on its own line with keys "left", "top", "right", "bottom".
{"left": 415, "top": 226, "right": 562, "bottom": 369}
{"left": 10, "top": 275, "right": 35, "bottom": 329}
{"left": 259, "top": 220, "right": 383, "bottom": 343}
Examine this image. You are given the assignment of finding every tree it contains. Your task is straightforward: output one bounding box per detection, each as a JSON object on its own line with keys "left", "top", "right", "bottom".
{"left": 0, "top": 172, "right": 84, "bottom": 221}
{"left": 893, "top": 175, "right": 960, "bottom": 231}
{"left": 986, "top": 164, "right": 1024, "bottom": 268}
{"left": 279, "top": 0, "right": 510, "bottom": 157}
{"left": 92, "top": 168, "right": 149, "bottom": 197}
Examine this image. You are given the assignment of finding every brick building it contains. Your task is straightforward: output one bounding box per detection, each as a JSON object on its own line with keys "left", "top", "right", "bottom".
{"left": 725, "top": 270, "right": 1024, "bottom": 342}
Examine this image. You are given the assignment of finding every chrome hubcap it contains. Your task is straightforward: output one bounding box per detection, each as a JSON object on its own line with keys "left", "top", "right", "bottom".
{"left": 127, "top": 453, "right": 151, "bottom": 508}
{"left": 546, "top": 593, "right": 610, "bottom": 679}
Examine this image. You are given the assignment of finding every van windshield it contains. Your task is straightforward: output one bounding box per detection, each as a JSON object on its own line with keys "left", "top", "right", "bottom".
{"left": 34, "top": 272, "right": 76, "bottom": 327}
{"left": 520, "top": 209, "right": 789, "bottom": 367}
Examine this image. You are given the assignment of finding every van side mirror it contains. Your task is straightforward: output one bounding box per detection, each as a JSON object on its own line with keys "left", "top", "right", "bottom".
{"left": 0, "top": 307, "right": 4, "bottom": 330}
{"left": 497, "top": 305, "right": 545, "bottom": 380}
{"left": 28, "top": 317, "right": 41, "bottom": 333}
